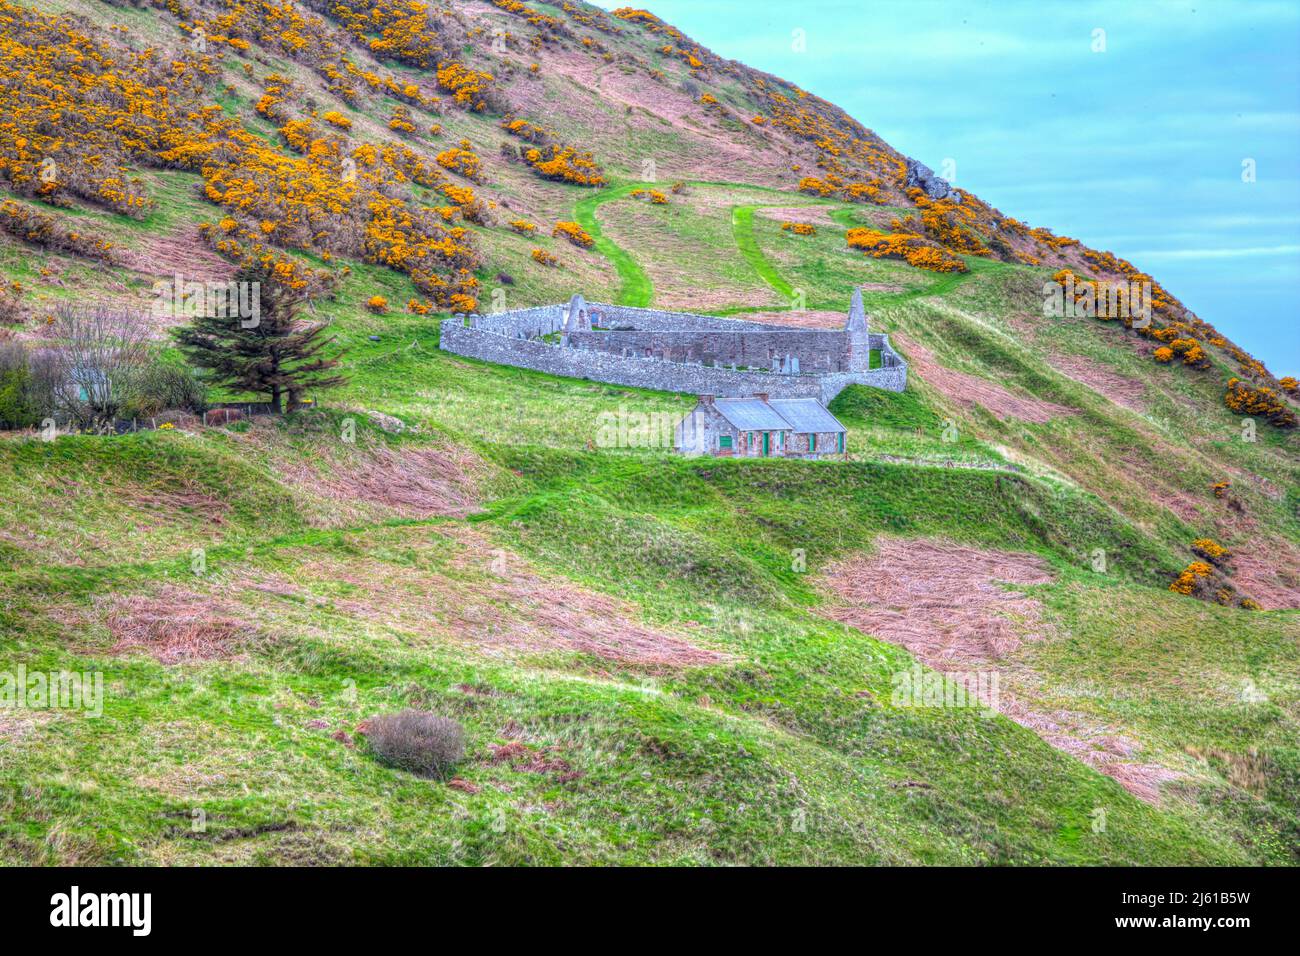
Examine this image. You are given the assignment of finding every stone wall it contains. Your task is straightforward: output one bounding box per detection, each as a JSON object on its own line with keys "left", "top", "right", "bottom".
{"left": 439, "top": 301, "right": 908, "bottom": 402}
{"left": 565, "top": 328, "right": 852, "bottom": 372}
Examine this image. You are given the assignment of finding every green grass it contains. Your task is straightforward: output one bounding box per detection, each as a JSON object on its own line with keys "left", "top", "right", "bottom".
{"left": 3, "top": 432, "right": 1291, "bottom": 865}
{"left": 0, "top": 0, "right": 1297, "bottom": 868}
{"left": 732, "top": 203, "right": 796, "bottom": 299}
{"left": 573, "top": 183, "right": 655, "bottom": 306}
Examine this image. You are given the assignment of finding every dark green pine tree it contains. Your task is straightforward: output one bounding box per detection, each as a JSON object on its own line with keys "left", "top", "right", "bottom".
{"left": 173, "top": 261, "right": 347, "bottom": 414}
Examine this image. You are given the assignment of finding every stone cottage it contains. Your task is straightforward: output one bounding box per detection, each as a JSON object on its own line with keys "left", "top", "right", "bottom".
{"left": 675, "top": 393, "right": 848, "bottom": 459}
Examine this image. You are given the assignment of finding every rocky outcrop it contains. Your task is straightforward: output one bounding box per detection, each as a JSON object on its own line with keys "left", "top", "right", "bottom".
{"left": 905, "top": 159, "right": 960, "bottom": 202}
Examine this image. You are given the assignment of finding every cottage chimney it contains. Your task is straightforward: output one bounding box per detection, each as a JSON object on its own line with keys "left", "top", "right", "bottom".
{"left": 699, "top": 394, "right": 715, "bottom": 407}
{"left": 754, "top": 392, "right": 769, "bottom": 403}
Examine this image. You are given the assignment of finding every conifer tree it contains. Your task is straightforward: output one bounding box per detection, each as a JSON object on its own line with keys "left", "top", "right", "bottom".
{"left": 173, "top": 261, "right": 346, "bottom": 414}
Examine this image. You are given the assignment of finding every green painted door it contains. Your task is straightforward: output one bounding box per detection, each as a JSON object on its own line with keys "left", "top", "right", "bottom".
{"left": 762, "top": 432, "right": 770, "bottom": 456}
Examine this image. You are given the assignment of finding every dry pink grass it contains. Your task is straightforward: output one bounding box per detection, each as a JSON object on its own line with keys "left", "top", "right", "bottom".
{"left": 821, "top": 538, "right": 1054, "bottom": 665}
{"left": 364, "top": 525, "right": 726, "bottom": 667}
{"left": 500, "top": 46, "right": 806, "bottom": 188}
{"left": 235, "top": 424, "right": 488, "bottom": 520}
{"left": 1047, "top": 353, "right": 1147, "bottom": 412}
{"left": 893, "top": 332, "right": 1076, "bottom": 423}
{"left": 59, "top": 585, "right": 258, "bottom": 663}
{"left": 119, "top": 483, "right": 230, "bottom": 526}
{"left": 297, "top": 442, "right": 485, "bottom": 519}
{"left": 1225, "top": 536, "right": 1300, "bottom": 610}
{"left": 755, "top": 206, "right": 834, "bottom": 225}
{"left": 820, "top": 537, "right": 1180, "bottom": 802}
{"left": 213, "top": 525, "right": 726, "bottom": 669}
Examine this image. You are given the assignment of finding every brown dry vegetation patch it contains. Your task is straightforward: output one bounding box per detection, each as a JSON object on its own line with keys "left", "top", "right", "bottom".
{"left": 502, "top": 47, "right": 804, "bottom": 187}
{"left": 1225, "top": 536, "right": 1300, "bottom": 610}
{"left": 755, "top": 206, "right": 834, "bottom": 225}
{"left": 118, "top": 482, "right": 230, "bottom": 526}
{"left": 235, "top": 424, "right": 487, "bottom": 520}
{"left": 400, "top": 526, "right": 723, "bottom": 667}
{"left": 121, "top": 226, "right": 234, "bottom": 287}
{"left": 821, "top": 539, "right": 1055, "bottom": 665}
{"left": 1047, "top": 353, "right": 1147, "bottom": 412}
{"left": 598, "top": 201, "right": 779, "bottom": 311}
{"left": 996, "top": 698, "right": 1182, "bottom": 803}
{"left": 738, "top": 309, "right": 847, "bottom": 329}
{"left": 238, "top": 526, "right": 725, "bottom": 669}
{"left": 893, "top": 332, "right": 1076, "bottom": 423}
{"left": 59, "top": 585, "right": 259, "bottom": 663}
{"left": 299, "top": 442, "right": 485, "bottom": 519}
{"left": 820, "top": 538, "right": 1178, "bottom": 801}
{"left": 0, "top": 708, "right": 57, "bottom": 742}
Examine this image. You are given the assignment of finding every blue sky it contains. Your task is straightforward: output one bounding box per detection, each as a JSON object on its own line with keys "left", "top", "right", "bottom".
{"left": 596, "top": 0, "right": 1300, "bottom": 376}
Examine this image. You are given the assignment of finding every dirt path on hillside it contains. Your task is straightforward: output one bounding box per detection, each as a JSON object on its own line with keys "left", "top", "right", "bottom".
{"left": 820, "top": 538, "right": 1181, "bottom": 802}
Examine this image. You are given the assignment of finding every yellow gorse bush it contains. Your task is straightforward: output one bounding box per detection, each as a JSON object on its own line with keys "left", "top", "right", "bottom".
{"left": 846, "top": 227, "right": 966, "bottom": 274}
{"left": 552, "top": 221, "right": 593, "bottom": 248}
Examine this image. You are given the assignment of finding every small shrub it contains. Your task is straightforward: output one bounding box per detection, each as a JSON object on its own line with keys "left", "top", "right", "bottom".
{"left": 1224, "top": 377, "right": 1297, "bottom": 428}
{"left": 1191, "top": 537, "right": 1231, "bottom": 565}
{"left": 364, "top": 710, "right": 465, "bottom": 778}
{"left": 119, "top": 358, "right": 208, "bottom": 419}
{"left": 552, "top": 221, "right": 592, "bottom": 248}
{"left": 388, "top": 104, "right": 416, "bottom": 135}
{"left": 366, "top": 295, "right": 389, "bottom": 314}
{"left": 1169, "top": 561, "right": 1214, "bottom": 596}
{"left": 531, "top": 248, "right": 558, "bottom": 266}
{"left": 0, "top": 342, "right": 46, "bottom": 428}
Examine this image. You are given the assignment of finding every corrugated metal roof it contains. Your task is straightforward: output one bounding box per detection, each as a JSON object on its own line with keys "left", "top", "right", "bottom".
{"left": 768, "top": 399, "right": 846, "bottom": 433}
{"left": 713, "top": 399, "right": 791, "bottom": 431}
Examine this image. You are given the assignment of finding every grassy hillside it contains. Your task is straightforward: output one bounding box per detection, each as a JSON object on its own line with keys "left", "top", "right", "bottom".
{"left": 0, "top": 0, "right": 1296, "bottom": 866}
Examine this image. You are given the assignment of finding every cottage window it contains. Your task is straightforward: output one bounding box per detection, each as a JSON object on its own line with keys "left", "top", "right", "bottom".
{"left": 718, "top": 435, "right": 732, "bottom": 449}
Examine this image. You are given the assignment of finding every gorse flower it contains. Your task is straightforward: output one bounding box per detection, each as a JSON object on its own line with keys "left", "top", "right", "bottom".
{"left": 552, "top": 221, "right": 593, "bottom": 248}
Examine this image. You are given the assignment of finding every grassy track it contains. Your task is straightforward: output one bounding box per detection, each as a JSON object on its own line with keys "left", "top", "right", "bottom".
{"left": 573, "top": 183, "right": 655, "bottom": 307}
{"left": 732, "top": 203, "right": 796, "bottom": 300}
{"left": 725, "top": 201, "right": 982, "bottom": 315}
